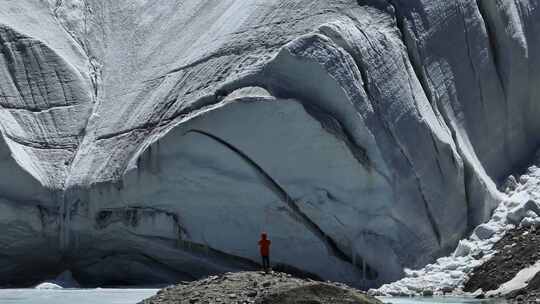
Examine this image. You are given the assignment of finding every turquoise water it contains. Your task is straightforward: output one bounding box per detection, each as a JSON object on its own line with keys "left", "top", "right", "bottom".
{"left": 378, "top": 297, "right": 507, "bottom": 304}
{"left": 0, "top": 289, "right": 158, "bottom": 304}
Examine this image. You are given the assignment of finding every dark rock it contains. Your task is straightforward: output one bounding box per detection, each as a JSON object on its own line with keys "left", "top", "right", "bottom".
{"left": 259, "top": 283, "right": 381, "bottom": 304}
{"left": 140, "top": 271, "right": 381, "bottom": 304}
{"left": 465, "top": 226, "right": 540, "bottom": 293}
{"left": 473, "top": 252, "right": 484, "bottom": 260}
{"left": 441, "top": 287, "right": 454, "bottom": 295}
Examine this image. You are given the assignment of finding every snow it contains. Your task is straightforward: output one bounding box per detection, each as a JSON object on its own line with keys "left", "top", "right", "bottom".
{"left": 486, "top": 261, "right": 540, "bottom": 296}
{"left": 371, "top": 164, "right": 540, "bottom": 296}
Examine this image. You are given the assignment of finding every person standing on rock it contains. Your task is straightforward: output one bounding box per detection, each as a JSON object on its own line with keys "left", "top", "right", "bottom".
{"left": 258, "top": 232, "right": 271, "bottom": 273}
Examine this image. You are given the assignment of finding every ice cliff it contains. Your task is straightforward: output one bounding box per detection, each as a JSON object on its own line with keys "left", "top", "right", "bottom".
{"left": 1, "top": 0, "right": 539, "bottom": 289}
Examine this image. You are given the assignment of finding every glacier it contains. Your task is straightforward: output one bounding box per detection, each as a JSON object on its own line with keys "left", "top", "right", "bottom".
{"left": 0, "top": 0, "right": 539, "bottom": 289}
{"left": 372, "top": 160, "right": 540, "bottom": 296}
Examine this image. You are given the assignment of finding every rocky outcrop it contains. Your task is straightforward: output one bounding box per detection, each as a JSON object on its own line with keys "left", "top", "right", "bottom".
{"left": 462, "top": 224, "right": 540, "bottom": 304}
{"left": 140, "top": 271, "right": 382, "bottom": 304}
{"left": 1, "top": 0, "right": 540, "bottom": 288}
{"left": 464, "top": 225, "right": 540, "bottom": 294}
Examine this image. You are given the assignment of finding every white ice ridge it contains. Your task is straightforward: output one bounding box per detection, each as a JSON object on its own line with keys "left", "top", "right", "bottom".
{"left": 372, "top": 161, "right": 540, "bottom": 296}
{"left": 34, "top": 283, "right": 63, "bottom": 290}
{"left": 1, "top": 0, "right": 540, "bottom": 288}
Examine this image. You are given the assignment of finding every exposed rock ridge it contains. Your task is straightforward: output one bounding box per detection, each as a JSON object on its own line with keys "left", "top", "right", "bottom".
{"left": 140, "top": 271, "right": 382, "bottom": 304}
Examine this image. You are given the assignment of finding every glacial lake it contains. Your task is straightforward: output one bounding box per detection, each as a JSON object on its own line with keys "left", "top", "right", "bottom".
{"left": 378, "top": 297, "right": 507, "bottom": 304}
{"left": 0, "top": 288, "right": 158, "bottom": 304}
{"left": 0, "top": 290, "right": 508, "bottom": 304}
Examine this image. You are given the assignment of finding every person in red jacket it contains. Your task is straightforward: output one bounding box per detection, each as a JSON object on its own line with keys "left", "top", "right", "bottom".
{"left": 258, "top": 232, "right": 271, "bottom": 273}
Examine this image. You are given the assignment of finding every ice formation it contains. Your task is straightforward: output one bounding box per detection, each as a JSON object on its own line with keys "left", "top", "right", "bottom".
{"left": 1, "top": 0, "right": 540, "bottom": 289}
{"left": 373, "top": 162, "right": 540, "bottom": 295}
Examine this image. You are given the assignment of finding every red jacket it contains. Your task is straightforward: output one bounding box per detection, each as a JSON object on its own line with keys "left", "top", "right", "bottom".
{"left": 258, "top": 234, "right": 271, "bottom": 256}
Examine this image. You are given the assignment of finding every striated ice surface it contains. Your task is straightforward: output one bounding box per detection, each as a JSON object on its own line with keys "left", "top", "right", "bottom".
{"left": 372, "top": 161, "right": 540, "bottom": 296}
{"left": 1, "top": 0, "right": 540, "bottom": 289}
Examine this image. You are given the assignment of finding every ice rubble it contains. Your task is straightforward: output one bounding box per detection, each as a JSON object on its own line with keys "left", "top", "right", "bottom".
{"left": 35, "top": 282, "right": 63, "bottom": 290}
{"left": 1, "top": 0, "right": 540, "bottom": 288}
{"left": 34, "top": 270, "right": 81, "bottom": 289}
{"left": 373, "top": 162, "right": 540, "bottom": 296}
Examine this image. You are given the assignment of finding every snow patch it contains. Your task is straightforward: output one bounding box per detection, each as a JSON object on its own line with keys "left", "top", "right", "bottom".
{"left": 486, "top": 261, "right": 540, "bottom": 296}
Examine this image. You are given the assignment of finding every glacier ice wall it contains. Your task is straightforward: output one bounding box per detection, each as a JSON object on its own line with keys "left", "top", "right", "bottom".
{"left": 0, "top": 0, "right": 539, "bottom": 288}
